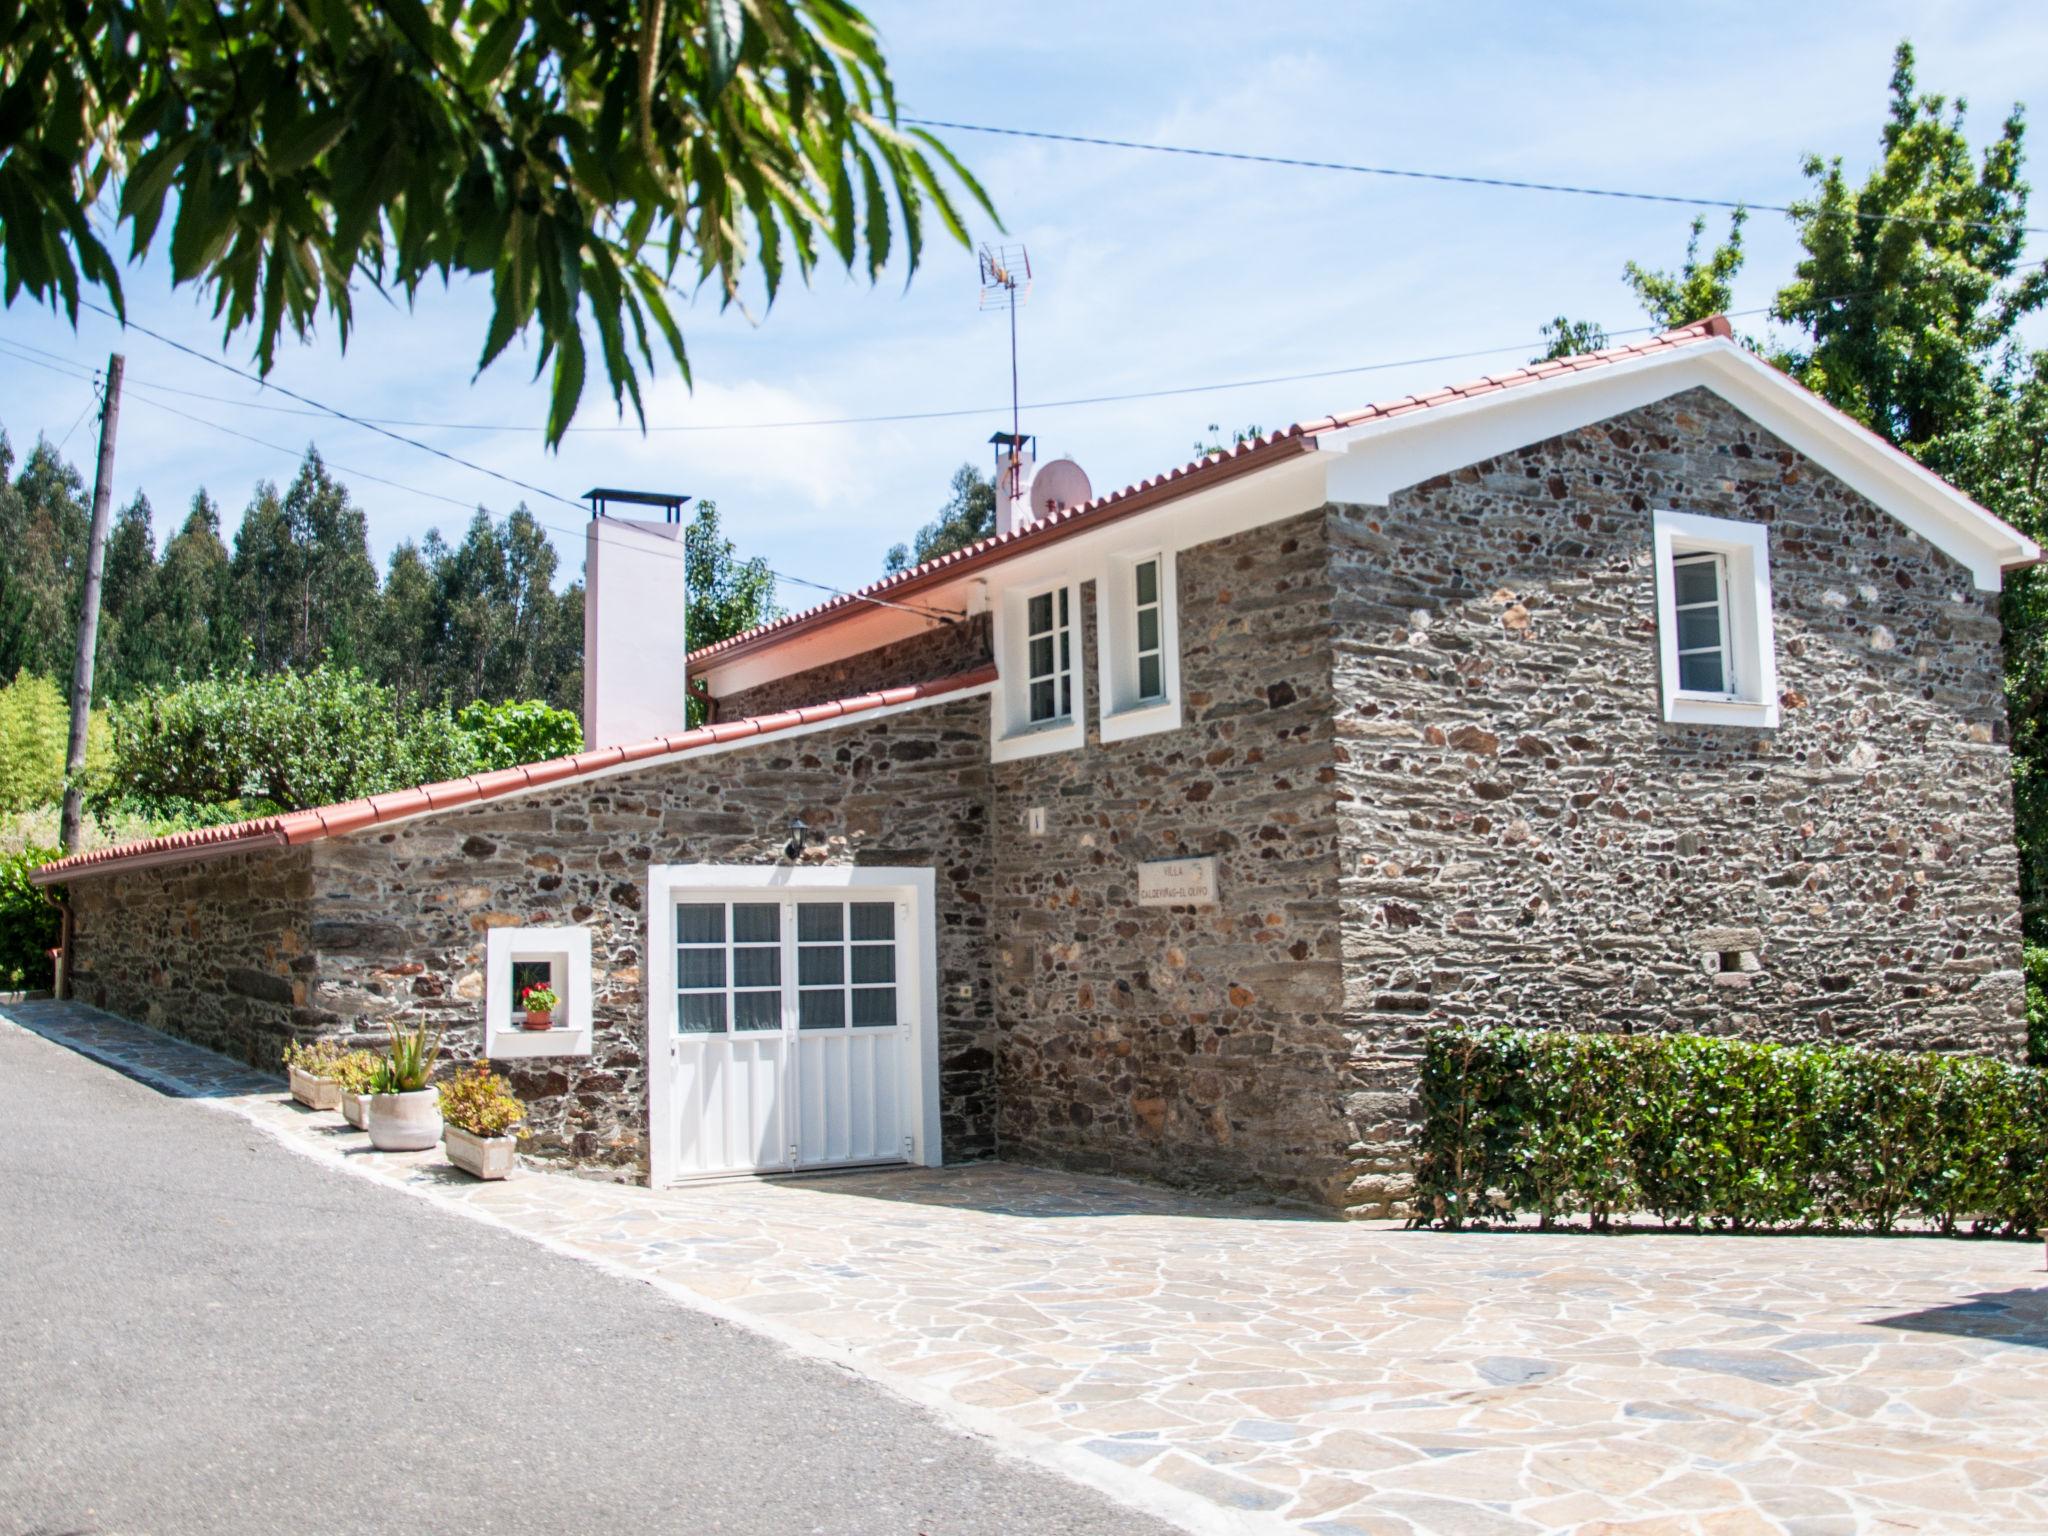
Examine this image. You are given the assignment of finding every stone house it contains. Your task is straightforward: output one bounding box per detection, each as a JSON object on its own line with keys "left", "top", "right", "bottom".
{"left": 34, "top": 318, "right": 2041, "bottom": 1215}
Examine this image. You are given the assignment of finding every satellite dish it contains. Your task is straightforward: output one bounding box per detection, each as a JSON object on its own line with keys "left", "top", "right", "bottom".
{"left": 1028, "top": 458, "right": 1093, "bottom": 522}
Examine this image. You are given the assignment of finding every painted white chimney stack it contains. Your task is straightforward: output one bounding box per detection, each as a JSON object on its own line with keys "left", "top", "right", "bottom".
{"left": 582, "top": 512, "right": 689, "bottom": 747}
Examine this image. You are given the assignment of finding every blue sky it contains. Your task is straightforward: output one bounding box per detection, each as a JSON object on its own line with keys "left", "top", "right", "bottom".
{"left": 1, "top": 1, "right": 2043, "bottom": 603}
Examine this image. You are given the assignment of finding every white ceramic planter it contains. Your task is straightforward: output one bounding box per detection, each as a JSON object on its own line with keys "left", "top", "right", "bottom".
{"left": 288, "top": 1065, "right": 341, "bottom": 1112}
{"left": 365, "top": 1087, "right": 442, "bottom": 1151}
{"left": 444, "top": 1124, "right": 519, "bottom": 1180}
{"left": 340, "top": 1088, "right": 370, "bottom": 1130}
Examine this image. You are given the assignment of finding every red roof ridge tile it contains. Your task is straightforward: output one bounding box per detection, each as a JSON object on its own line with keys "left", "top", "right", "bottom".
{"left": 32, "top": 663, "right": 999, "bottom": 885}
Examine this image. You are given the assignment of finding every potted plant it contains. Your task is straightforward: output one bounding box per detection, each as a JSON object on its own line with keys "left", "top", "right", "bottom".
{"left": 364, "top": 1020, "right": 445, "bottom": 1152}
{"left": 439, "top": 1060, "right": 526, "bottom": 1180}
{"left": 283, "top": 1040, "right": 345, "bottom": 1111}
{"left": 331, "top": 1049, "right": 381, "bottom": 1130}
{"left": 520, "top": 982, "right": 560, "bottom": 1030}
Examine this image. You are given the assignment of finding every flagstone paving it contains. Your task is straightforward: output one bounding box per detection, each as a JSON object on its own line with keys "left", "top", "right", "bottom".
{"left": 10, "top": 999, "right": 2048, "bottom": 1535}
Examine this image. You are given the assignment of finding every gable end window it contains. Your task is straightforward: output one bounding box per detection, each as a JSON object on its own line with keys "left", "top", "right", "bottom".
{"left": 1652, "top": 511, "right": 1778, "bottom": 729}
{"left": 993, "top": 577, "right": 1087, "bottom": 762}
{"left": 1099, "top": 548, "right": 1183, "bottom": 743}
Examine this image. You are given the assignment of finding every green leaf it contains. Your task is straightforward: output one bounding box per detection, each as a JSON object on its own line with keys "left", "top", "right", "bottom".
{"left": 545, "top": 328, "right": 586, "bottom": 446}
{"left": 704, "top": 0, "right": 743, "bottom": 100}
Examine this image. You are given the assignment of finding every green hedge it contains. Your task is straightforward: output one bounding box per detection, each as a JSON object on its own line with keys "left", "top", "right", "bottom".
{"left": 1415, "top": 1027, "right": 2048, "bottom": 1237}
{"left": 0, "top": 846, "right": 61, "bottom": 990}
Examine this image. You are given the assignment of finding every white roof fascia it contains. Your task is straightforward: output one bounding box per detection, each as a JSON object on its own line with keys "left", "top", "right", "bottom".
{"left": 1317, "top": 338, "right": 2037, "bottom": 591}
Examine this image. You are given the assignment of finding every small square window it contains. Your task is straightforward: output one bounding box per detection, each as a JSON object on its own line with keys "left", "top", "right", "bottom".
{"left": 511, "top": 958, "right": 553, "bottom": 998}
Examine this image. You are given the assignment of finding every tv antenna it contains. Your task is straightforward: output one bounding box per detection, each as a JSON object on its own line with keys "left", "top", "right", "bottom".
{"left": 978, "top": 243, "right": 1032, "bottom": 499}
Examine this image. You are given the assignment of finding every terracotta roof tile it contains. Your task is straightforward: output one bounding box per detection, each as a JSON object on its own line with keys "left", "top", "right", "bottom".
{"left": 683, "top": 320, "right": 1739, "bottom": 675}
{"left": 32, "top": 664, "right": 999, "bottom": 884}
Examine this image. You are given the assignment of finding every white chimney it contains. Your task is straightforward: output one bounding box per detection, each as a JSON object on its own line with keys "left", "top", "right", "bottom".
{"left": 582, "top": 513, "right": 689, "bottom": 747}
{"left": 995, "top": 444, "right": 1035, "bottom": 536}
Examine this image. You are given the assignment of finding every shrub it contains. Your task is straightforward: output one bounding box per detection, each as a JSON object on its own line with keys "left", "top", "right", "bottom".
{"left": 282, "top": 1038, "right": 349, "bottom": 1076}
{"left": 1415, "top": 1026, "right": 2048, "bottom": 1238}
{"left": 454, "top": 699, "right": 582, "bottom": 771}
{"left": 100, "top": 666, "right": 474, "bottom": 816}
{"left": 2026, "top": 943, "right": 2048, "bottom": 1066}
{"left": 0, "top": 671, "right": 110, "bottom": 813}
{"left": 329, "top": 1049, "right": 381, "bottom": 1094}
{"left": 438, "top": 1060, "right": 526, "bottom": 1139}
{"left": 0, "top": 845, "right": 60, "bottom": 989}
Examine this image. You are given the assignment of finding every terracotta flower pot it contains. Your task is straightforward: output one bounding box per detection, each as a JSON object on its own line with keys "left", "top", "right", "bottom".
{"left": 522, "top": 1009, "right": 555, "bottom": 1031}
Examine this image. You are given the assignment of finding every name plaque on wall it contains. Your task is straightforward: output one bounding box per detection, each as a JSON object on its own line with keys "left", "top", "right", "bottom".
{"left": 1137, "top": 855, "right": 1219, "bottom": 907}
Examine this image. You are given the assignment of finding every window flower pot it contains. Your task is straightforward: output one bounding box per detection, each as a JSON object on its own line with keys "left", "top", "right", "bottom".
{"left": 522, "top": 1009, "right": 555, "bottom": 1031}
{"left": 288, "top": 1065, "right": 341, "bottom": 1112}
{"left": 340, "top": 1088, "right": 370, "bottom": 1130}
{"left": 444, "top": 1123, "right": 518, "bottom": 1180}
{"left": 365, "top": 1087, "right": 442, "bottom": 1152}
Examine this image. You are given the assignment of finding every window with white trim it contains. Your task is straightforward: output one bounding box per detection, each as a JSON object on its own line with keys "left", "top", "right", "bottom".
{"left": 993, "top": 577, "right": 1086, "bottom": 761}
{"left": 1024, "top": 586, "right": 1074, "bottom": 724}
{"left": 1652, "top": 511, "right": 1778, "bottom": 728}
{"left": 1098, "top": 548, "right": 1182, "bottom": 743}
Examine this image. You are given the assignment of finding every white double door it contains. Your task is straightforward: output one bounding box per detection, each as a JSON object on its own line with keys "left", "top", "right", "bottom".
{"left": 648, "top": 871, "right": 934, "bottom": 1182}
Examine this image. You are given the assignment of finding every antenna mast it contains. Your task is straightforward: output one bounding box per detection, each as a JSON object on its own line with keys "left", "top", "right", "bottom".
{"left": 978, "top": 243, "right": 1033, "bottom": 503}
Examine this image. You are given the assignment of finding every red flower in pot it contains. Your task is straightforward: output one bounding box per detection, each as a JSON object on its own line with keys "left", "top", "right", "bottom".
{"left": 520, "top": 983, "right": 559, "bottom": 1030}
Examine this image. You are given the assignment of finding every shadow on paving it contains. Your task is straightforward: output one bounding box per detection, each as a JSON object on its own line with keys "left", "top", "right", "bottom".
{"left": 1870, "top": 1285, "right": 2048, "bottom": 1349}
{"left": 780, "top": 1158, "right": 1334, "bottom": 1224}
{"left": 1, "top": 999, "right": 277, "bottom": 1100}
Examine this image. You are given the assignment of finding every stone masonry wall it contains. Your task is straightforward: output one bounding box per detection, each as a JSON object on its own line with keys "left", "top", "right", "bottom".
{"left": 990, "top": 511, "right": 1354, "bottom": 1209}
{"left": 717, "top": 612, "right": 993, "bottom": 719}
{"left": 1331, "top": 386, "right": 2026, "bottom": 1215}
{"left": 302, "top": 696, "right": 993, "bottom": 1177}
{"left": 68, "top": 847, "right": 318, "bottom": 1066}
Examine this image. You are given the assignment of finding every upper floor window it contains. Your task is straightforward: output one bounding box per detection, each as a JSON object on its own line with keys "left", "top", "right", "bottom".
{"left": 1099, "top": 548, "right": 1182, "bottom": 743}
{"left": 1652, "top": 510, "right": 1778, "bottom": 728}
{"left": 1025, "top": 587, "right": 1074, "bottom": 724}
{"left": 1133, "top": 558, "right": 1166, "bottom": 702}
{"left": 993, "top": 576, "right": 1087, "bottom": 762}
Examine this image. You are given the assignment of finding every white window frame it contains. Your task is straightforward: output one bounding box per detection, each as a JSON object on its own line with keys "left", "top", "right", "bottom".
{"left": 484, "top": 925, "right": 594, "bottom": 1059}
{"left": 992, "top": 575, "right": 1086, "bottom": 761}
{"left": 1652, "top": 510, "right": 1778, "bottom": 728}
{"left": 1097, "top": 547, "right": 1183, "bottom": 742}
{"left": 646, "top": 864, "right": 941, "bottom": 1185}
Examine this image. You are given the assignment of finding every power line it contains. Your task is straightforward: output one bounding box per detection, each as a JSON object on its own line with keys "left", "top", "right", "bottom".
{"left": 22, "top": 329, "right": 1568, "bottom": 433}
{"left": 1, "top": 332, "right": 964, "bottom": 622}
{"left": 902, "top": 117, "right": 2048, "bottom": 239}
{"left": 125, "top": 392, "right": 483, "bottom": 513}
{"left": 76, "top": 298, "right": 590, "bottom": 515}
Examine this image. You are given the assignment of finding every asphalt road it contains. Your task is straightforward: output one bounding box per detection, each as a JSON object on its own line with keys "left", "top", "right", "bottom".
{"left": 0, "top": 1023, "right": 1180, "bottom": 1536}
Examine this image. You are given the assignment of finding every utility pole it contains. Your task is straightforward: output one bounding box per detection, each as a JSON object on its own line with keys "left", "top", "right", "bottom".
{"left": 60, "top": 353, "right": 124, "bottom": 855}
